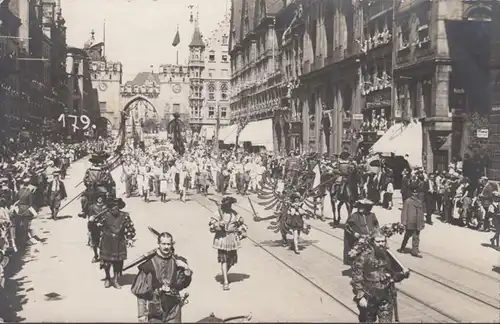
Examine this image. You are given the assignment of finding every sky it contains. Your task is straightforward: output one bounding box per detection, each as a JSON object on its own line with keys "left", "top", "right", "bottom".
{"left": 60, "top": 0, "right": 230, "bottom": 82}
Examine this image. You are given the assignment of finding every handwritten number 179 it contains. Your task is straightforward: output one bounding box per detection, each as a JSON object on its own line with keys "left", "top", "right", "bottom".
{"left": 58, "top": 114, "right": 91, "bottom": 131}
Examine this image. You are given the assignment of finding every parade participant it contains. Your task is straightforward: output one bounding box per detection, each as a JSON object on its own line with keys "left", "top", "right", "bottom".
{"left": 97, "top": 198, "right": 136, "bottom": 289}
{"left": 334, "top": 151, "right": 353, "bottom": 200}
{"left": 209, "top": 196, "right": 247, "bottom": 291}
{"left": 131, "top": 232, "right": 192, "bottom": 323}
{"left": 284, "top": 192, "right": 309, "bottom": 254}
{"left": 284, "top": 151, "right": 301, "bottom": 185}
{"left": 87, "top": 187, "right": 108, "bottom": 262}
{"left": 478, "top": 176, "right": 499, "bottom": 231}
{"left": 350, "top": 230, "right": 406, "bottom": 323}
{"left": 398, "top": 183, "right": 424, "bottom": 258}
{"left": 343, "top": 198, "right": 379, "bottom": 265}
{"left": 46, "top": 170, "right": 67, "bottom": 220}
{"left": 487, "top": 191, "right": 500, "bottom": 249}
{"left": 178, "top": 162, "right": 188, "bottom": 203}
{"left": 121, "top": 160, "right": 135, "bottom": 198}
{"left": 159, "top": 171, "right": 169, "bottom": 202}
{"left": 79, "top": 153, "right": 116, "bottom": 218}
{"left": 13, "top": 178, "right": 38, "bottom": 245}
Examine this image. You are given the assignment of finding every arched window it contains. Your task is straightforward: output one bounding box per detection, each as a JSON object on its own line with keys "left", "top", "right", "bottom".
{"left": 466, "top": 7, "right": 492, "bottom": 21}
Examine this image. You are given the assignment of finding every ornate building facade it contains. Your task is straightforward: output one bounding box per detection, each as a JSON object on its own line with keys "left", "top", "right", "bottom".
{"left": 119, "top": 64, "right": 190, "bottom": 133}
{"left": 393, "top": 0, "right": 494, "bottom": 171}
{"left": 229, "top": 0, "right": 495, "bottom": 172}
{"left": 229, "top": 0, "right": 285, "bottom": 151}
{"left": 191, "top": 14, "right": 232, "bottom": 134}
{"left": 0, "top": 0, "right": 68, "bottom": 139}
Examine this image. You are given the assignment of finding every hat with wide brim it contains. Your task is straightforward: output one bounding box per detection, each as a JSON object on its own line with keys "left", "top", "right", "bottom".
{"left": 106, "top": 198, "right": 126, "bottom": 209}
{"left": 355, "top": 198, "right": 374, "bottom": 206}
{"left": 221, "top": 196, "right": 237, "bottom": 206}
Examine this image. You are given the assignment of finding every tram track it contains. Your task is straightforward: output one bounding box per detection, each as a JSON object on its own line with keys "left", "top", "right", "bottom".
{"left": 191, "top": 195, "right": 359, "bottom": 319}
{"left": 207, "top": 193, "right": 499, "bottom": 322}
{"left": 240, "top": 196, "right": 499, "bottom": 305}
{"left": 192, "top": 194, "right": 462, "bottom": 322}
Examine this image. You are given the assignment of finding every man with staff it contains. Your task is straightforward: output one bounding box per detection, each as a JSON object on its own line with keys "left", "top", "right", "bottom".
{"left": 128, "top": 229, "right": 192, "bottom": 323}
{"left": 350, "top": 229, "right": 410, "bottom": 323}
{"left": 79, "top": 153, "right": 116, "bottom": 218}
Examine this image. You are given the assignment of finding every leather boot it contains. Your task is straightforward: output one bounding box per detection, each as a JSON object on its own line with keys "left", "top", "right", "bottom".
{"left": 104, "top": 279, "right": 111, "bottom": 288}
{"left": 112, "top": 276, "right": 121, "bottom": 289}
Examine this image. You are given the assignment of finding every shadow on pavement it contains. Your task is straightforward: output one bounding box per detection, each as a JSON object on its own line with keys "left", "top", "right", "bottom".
{"left": 0, "top": 245, "right": 36, "bottom": 322}
{"left": 258, "top": 239, "right": 319, "bottom": 249}
{"left": 492, "top": 266, "right": 500, "bottom": 274}
{"left": 214, "top": 273, "right": 250, "bottom": 284}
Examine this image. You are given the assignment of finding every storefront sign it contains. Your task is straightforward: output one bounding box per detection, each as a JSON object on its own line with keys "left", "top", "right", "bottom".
{"left": 477, "top": 128, "right": 489, "bottom": 139}
{"left": 352, "top": 113, "right": 363, "bottom": 120}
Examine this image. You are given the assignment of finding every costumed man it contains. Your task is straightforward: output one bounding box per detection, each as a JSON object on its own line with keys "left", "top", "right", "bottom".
{"left": 79, "top": 153, "right": 116, "bottom": 218}
{"left": 283, "top": 192, "right": 309, "bottom": 254}
{"left": 333, "top": 151, "right": 353, "bottom": 218}
{"left": 46, "top": 169, "right": 67, "bottom": 220}
{"left": 343, "top": 198, "right": 380, "bottom": 265}
{"left": 131, "top": 232, "right": 192, "bottom": 323}
{"left": 284, "top": 151, "right": 301, "bottom": 187}
{"left": 96, "top": 198, "right": 136, "bottom": 289}
{"left": 87, "top": 187, "right": 108, "bottom": 263}
{"left": 350, "top": 230, "right": 408, "bottom": 323}
{"left": 478, "top": 176, "right": 499, "bottom": 231}
{"left": 13, "top": 178, "right": 38, "bottom": 245}
{"left": 168, "top": 113, "right": 185, "bottom": 156}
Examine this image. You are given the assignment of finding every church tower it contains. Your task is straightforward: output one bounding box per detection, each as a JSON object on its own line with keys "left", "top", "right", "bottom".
{"left": 188, "top": 9, "right": 205, "bottom": 128}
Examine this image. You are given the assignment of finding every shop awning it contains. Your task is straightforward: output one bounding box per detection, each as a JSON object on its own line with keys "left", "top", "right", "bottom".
{"left": 370, "top": 121, "right": 423, "bottom": 167}
{"left": 218, "top": 124, "right": 238, "bottom": 144}
{"left": 200, "top": 125, "right": 215, "bottom": 139}
{"left": 238, "top": 118, "right": 274, "bottom": 150}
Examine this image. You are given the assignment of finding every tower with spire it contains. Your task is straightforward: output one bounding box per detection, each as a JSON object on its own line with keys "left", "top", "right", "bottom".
{"left": 188, "top": 6, "right": 206, "bottom": 125}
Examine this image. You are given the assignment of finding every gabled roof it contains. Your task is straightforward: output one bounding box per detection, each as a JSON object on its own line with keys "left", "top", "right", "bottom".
{"left": 124, "top": 72, "right": 160, "bottom": 87}
{"left": 189, "top": 26, "right": 205, "bottom": 48}
{"left": 229, "top": 0, "right": 244, "bottom": 52}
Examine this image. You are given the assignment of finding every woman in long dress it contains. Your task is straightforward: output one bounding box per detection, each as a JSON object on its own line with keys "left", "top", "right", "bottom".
{"left": 209, "top": 196, "right": 247, "bottom": 291}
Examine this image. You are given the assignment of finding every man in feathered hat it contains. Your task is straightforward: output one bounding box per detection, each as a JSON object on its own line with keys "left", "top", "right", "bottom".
{"left": 98, "top": 198, "right": 136, "bottom": 289}
{"left": 343, "top": 198, "right": 380, "bottom": 265}
{"left": 79, "top": 152, "right": 116, "bottom": 218}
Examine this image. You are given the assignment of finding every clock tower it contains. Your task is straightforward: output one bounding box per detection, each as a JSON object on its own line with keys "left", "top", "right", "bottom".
{"left": 188, "top": 19, "right": 205, "bottom": 128}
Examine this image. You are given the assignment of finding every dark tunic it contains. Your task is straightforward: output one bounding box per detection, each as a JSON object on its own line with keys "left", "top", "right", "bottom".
{"left": 87, "top": 202, "right": 107, "bottom": 246}
{"left": 84, "top": 167, "right": 116, "bottom": 198}
{"left": 131, "top": 253, "right": 192, "bottom": 323}
{"left": 97, "top": 211, "right": 135, "bottom": 261}
{"left": 343, "top": 212, "right": 379, "bottom": 265}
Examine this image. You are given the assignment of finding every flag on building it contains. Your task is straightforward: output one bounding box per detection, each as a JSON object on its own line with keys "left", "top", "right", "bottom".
{"left": 172, "top": 29, "right": 180, "bottom": 47}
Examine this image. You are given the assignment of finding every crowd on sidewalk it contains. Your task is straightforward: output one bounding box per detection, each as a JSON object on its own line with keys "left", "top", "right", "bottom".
{"left": 0, "top": 137, "right": 98, "bottom": 289}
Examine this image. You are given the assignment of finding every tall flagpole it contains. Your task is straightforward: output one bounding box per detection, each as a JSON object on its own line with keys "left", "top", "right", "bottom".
{"left": 103, "top": 19, "right": 106, "bottom": 60}
{"left": 176, "top": 24, "right": 179, "bottom": 65}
